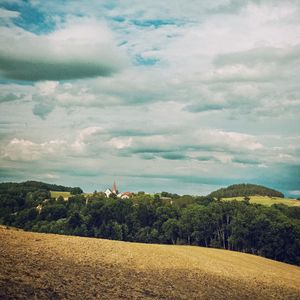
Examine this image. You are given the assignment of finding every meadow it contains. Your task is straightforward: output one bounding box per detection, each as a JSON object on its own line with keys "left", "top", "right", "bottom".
{"left": 50, "top": 191, "right": 71, "bottom": 200}
{"left": 222, "top": 195, "right": 300, "bottom": 207}
{"left": 0, "top": 226, "right": 300, "bottom": 299}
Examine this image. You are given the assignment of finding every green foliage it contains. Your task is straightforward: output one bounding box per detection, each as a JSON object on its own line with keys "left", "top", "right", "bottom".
{"left": 162, "top": 218, "right": 180, "bottom": 244}
{"left": 68, "top": 212, "right": 82, "bottom": 229}
{"left": 70, "top": 187, "right": 83, "bottom": 195}
{"left": 0, "top": 181, "right": 82, "bottom": 219}
{"left": 38, "top": 203, "right": 67, "bottom": 221}
{"left": 161, "top": 191, "right": 180, "bottom": 198}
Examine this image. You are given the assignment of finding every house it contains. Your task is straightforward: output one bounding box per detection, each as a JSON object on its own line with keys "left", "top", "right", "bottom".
{"left": 105, "top": 189, "right": 113, "bottom": 198}
{"left": 118, "top": 192, "right": 133, "bottom": 199}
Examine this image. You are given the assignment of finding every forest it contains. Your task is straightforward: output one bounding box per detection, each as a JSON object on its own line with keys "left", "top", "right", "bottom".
{"left": 0, "top": 181, "right": 299, "bottom": 266}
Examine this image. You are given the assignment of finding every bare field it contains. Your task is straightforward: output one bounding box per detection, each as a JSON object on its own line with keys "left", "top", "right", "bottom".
{"left": 222, "top": 195, "right": 300, "bottom": 207}
{"left": 1, "top": 227, "right": 300, "bottom": 299}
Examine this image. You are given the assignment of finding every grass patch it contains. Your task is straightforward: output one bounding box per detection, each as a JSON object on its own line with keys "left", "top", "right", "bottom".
{"left": 222, "top": 195, "right": 300, "bottom": 207}
{"left": 50, "top": 191, "right": 71, "bottom": 200}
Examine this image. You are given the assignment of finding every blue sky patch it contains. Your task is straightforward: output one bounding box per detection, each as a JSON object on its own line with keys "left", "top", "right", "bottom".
{"left": 135, "top": 54, "right": 159, "bottom": 66}
{"left": 1, "top": 1, "right": 56, "bottom": 34}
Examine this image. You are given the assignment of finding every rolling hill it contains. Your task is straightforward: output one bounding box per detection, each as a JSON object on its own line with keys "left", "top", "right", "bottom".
{"left": 208, "top": 183, "right": 284, "bottom": 198}
{"left": 1, "top": 226, "right": 300, "bottom": 299}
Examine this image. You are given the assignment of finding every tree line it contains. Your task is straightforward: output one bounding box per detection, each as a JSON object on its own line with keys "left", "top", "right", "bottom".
{"left": 0, "top": 182, "right": 299, "bottom": 266}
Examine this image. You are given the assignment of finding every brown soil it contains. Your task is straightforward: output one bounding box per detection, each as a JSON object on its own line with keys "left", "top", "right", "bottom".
{"left": 0, "top": 226, "right": 300, "bottom": 299}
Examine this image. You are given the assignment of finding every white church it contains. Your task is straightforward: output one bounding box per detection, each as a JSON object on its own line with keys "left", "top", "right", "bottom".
{"left": 104, "top": 181, "right": 133, "bottom": 199}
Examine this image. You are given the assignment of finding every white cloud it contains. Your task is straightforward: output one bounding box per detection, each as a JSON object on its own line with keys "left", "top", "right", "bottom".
{"left": 108, "top": 137, "right": 133, "bottom": 149}
{"left": 207, "top": 130, "right": 263, "bottom": 151}
{"left": 1, "top": 138, "right": 66, "bottom": 161}
{"left": 72, "top": 126, "right": 104, "bottom": 153}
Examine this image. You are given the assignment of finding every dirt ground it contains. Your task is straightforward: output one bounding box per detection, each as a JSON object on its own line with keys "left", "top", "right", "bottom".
{"left": 0, "top": 226, "right": 300, "bottom": 299}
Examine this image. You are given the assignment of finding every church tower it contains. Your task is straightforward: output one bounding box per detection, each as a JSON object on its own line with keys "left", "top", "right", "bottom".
{"left": 112, "top": 180, "right": 117, "bottom": 194}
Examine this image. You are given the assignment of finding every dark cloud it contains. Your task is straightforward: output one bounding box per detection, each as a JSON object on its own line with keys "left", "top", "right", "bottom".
{"left": 0, "top": 56, "right": 120, "bottom": 81}
{"left": 132, "top": 148, "right": 172, "bottom": 154}
{"left": 160, "top": 152, "right": 187, "bottom": 160}
{"left": 139, "top": 153, "right": 156, "bottom": 160}
{"left": 108, "top": 125, "right": 185, "bottom": 138}
{"left": 0, "top": 19, "right": 127, "bottom": 81}
{"left": 196, "top": 155, "right": 218, "bottom": 162}
{"left": 232, "top": 157, "right": 261, "bottom": 165}
{"left": 184, "top": 103, "right": 226, "bottom": 113}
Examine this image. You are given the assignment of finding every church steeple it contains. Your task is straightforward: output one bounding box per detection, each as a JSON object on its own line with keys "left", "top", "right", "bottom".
{"left": 112, "top": 180, "right": 117, "bottom": 194}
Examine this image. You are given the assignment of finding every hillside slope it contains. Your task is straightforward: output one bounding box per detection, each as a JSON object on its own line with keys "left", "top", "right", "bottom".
{"left": 0, "top": 227, "right": 300, "bottom": 299}
{"left": 209, "top": 183, "right": 284, "bottom": 198}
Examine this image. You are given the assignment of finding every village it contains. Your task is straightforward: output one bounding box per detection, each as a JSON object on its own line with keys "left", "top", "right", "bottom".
{"left": 104, "top": 181, "right": 133, "bottom": 199}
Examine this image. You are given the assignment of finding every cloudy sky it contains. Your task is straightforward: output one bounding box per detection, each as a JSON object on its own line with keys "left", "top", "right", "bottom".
{"left": 0, "top": 0, "right": 299, "bottom": 196}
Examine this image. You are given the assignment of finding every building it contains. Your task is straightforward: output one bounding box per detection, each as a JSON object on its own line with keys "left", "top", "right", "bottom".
{"left": 105, "top": 180, "right": 133, "bottom": 199}
{"left": 118, "top": 191, "right": 133, "bottom": 199}
{"left": 104, "top": 180, "right": 118, "bottom": 198}
{"left": 104, "top": 188, "right": 113, "bottom": 198}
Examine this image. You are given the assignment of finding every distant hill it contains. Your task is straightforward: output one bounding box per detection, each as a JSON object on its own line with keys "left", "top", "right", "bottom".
{"left": 0, "top": 181, "right": 83, "bottom": 220}
{"left": 0, "top": 181, "right": 83, "bottom": 195}
{"left": 1, "top": 227, "right": 300, "bottom": 299}
{"left": 208, "top": 183, "right": 284, "bottom": 198}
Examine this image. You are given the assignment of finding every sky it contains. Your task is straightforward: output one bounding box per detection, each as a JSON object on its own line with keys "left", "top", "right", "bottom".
{"left": 0, "top": 0, "right": 299, "bottom": 196}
